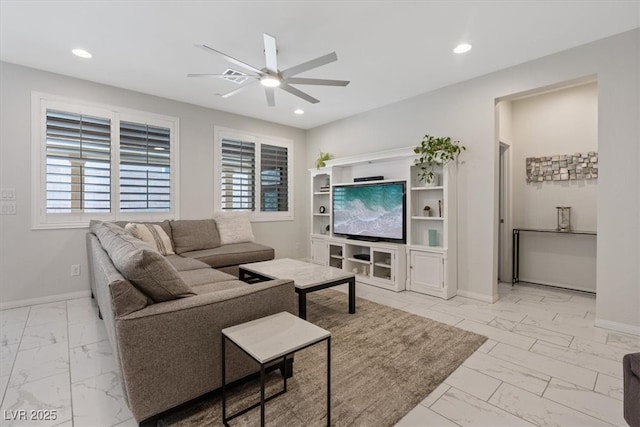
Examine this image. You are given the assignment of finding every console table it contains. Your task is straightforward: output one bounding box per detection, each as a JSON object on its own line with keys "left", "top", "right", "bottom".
{"left": 512, "top": 228, "right": 597, "bottom": 285}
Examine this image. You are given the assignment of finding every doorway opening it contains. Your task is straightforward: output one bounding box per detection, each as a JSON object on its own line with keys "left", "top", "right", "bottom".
{"left": 495, "top": 77, "right": 598, "bottom": 295}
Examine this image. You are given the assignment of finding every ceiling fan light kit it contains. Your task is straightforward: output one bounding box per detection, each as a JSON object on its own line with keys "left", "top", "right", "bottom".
{"left": 189, "top": 33, "right": 349, "bottom": 107}
{"left": 260, "top": 76, "right": 281, "bottom": 87}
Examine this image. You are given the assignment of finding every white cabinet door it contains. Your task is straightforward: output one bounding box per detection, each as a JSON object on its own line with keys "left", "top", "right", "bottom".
{"left": 409, "top": 250, "right": 443, "bottom": 295}
{"left": 310, "top": 237, "right": 328, "bottom": 265}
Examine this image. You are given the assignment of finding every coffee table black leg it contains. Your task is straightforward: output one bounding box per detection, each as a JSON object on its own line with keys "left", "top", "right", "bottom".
{"left": 298, "top": 291, "right": 307, "bottom": 320}
{"left": 348, "top": 277, "right": 356, "bottom": 314}
{"left": 327, "top": 336, "right": 331, "bottom": 427}
{"left": 260, "top": 363, "right": 266, "bottom": 426}
{"left": 221, "top": 336, "right": 227, "bottom": 426}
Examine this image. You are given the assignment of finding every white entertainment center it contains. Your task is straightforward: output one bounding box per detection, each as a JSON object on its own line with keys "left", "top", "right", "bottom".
{"left": 309, "top": 147, "right": 458, "bottom": 299}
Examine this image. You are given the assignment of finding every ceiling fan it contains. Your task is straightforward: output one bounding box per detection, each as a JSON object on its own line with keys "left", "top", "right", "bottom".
{"left": 188, "top": 33, "right": 350, "bottom": 106}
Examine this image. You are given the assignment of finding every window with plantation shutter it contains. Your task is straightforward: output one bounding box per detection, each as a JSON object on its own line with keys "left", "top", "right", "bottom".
{"left": 119, "top": 121, "right": 171, "bottom": 212}
{"left": 45, "top": 110, "right": 111, "bottom": 213}
{"left": 32, "top": 93, "right": 179, "bottom": 229}
{"left": 216, "top": 128, "right": 293, "bottom": 221}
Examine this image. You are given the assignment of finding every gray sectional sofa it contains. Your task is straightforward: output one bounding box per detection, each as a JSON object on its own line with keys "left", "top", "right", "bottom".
{"left": 87, "top": 218, "right": 295, "bottom": 423}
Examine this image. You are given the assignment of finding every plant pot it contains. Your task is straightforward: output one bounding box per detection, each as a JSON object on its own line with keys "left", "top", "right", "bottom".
{"left": 425, "top": 173, "right": 440, "bottom": 187}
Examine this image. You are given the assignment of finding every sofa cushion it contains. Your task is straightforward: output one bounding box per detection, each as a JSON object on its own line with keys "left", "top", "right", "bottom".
{"left": 164, "top": 255, "right": 210, "bottom": 272}
{"left": 170, "top": 219, "right": 221, "bottom": 254}
{"left": 191, "top": 280, "right": 248, "bottom": 294}
{"left": 109, "top": 280, "right": 150, "bottom": 317}
{"left": 180, "top": 242, "right": 274, "bottom": 268}
{"left": 125, "top": 222, "right": 175, "bottom": 255}
{"left": 93, "top": 222, "right": 195, "bottom": 302}
{"left": 213, "top": 212, "right": 255, "bottom": 245}
{"left": 114, "top": 220, "right": 173, "bottom": 242}
{"left": 179, "top": 268, "right": 237, "bottom": 287}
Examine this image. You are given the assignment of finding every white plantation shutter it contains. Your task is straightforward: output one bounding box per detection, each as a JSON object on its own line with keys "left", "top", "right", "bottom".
{"left": 220, "top": 139, "right": 256, "bottom": 211}
{"left": 119, "top": 121, "right": 171, "bottom": 212}
{"left": 45, "top": 110, "right": 111, "bottom": 213}
{"left": 215, "top": 129, "right": 293, "bottom": 220}
{"left": 33, "top": 94, "right": 180, "bottom": 228}
{"left": 260, "top": 144, "right": 288, "bottom": 212}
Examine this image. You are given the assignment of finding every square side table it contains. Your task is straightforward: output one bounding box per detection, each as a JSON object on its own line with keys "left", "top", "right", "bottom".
{"left": 222, "top": 311, "right": 331, "bottom": 426}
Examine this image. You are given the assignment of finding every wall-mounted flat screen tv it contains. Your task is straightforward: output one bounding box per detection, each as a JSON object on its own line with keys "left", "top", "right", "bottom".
{"left": 332, "top": 181, "right": 406, "bottom": 243}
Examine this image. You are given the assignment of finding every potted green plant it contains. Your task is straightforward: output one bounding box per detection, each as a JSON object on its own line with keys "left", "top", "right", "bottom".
{"left": 316, "top": 151, "right": 332, "bottom": 169}
{"left": 423, "top": 205, "right": 431, "bottom": 217}
{"left": 413, "top": 134, "right": 466, "bottom": 184}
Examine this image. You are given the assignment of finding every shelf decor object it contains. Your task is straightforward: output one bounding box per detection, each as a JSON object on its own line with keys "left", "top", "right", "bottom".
{"left": 556, "top": 206, "right": 572, "bottom": 231}
{"left": 526, "top": 152, "right": 598, "bottom": 183}
{"left": 413, "top": 134, "right": 466, "bottom": 184}
{"left": 428, "top": 229, "right": 438, "bottom": 246}
{"left": 315, "top": 151, "right": 332, "bottom": 169}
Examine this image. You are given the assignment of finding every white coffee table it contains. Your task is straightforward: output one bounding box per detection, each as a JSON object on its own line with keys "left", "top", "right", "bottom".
{"left": 239, "top": 258, "right": 356, "bottom": 320}
{"left": 221, "top": 311, "right": 331, "bottom": 426}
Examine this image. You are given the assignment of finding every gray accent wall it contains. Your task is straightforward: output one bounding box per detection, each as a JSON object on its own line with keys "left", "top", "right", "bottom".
{"left": 0, "top": 62, "right": 307, "bottom": 306}
{"left": 306, "top": 29, "right": 639, "bottom": 333}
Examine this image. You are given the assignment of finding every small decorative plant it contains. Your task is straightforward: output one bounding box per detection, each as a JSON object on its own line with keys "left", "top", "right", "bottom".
{"left": 414, "top": 134, "right": 466, "bottom": 183}
{"left": 316, "top": 151, "right": 332, "bottom": 169}
{"left": 423, "top": 205, "right": 431, "bottom": 216}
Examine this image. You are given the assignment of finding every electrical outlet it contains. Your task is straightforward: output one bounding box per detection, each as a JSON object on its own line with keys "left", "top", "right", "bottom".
{"left": 0, "top": 202, "right": 16, "bottom": 215}
{"left": 71, "top": 264, "right": 81, "bottom": 276}
{"left": 0, "top": 188, "right": 15, "bottom": 200}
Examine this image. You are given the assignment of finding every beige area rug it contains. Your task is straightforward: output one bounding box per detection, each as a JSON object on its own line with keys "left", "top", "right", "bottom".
{"left": 159, "top": 289, "right": 486, "bottom": 426}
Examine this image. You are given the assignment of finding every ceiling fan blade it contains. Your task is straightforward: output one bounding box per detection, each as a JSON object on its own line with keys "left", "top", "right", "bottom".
{"left": 280, "top": 52, "right": 338, "bottom": 79}
{"left": 187, "top": 73, "right": 259, "bottom": 79}
{"left": 279, "top": 83, "right": 320, "bottom": 104}
{"left": 265, "top": 87, "right": 275, "bottom": 107}
{"left": 217, "top": 80, "right": 258, "bottom": 98}
{"left": 196, "top": 44, "right": 263, "bottom": 74}
{"left": 263, "top": 33, "right": 278, "bottom": 74}
{"left": 285, "top": 77, "right": 350, "bottom": 87}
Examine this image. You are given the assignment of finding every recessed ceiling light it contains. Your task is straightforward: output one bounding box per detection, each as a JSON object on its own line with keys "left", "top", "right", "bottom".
{"left": 453, "top": 43, "right": 472, "bottom": 54}
{"left": 72, "top": 48, "right": 92, "bottom": 58}
{"left": 294, "top": 109, "right": 304, "bottom": 115}
{"left": 260, "top": 76, "right": 281, "bottom": 87}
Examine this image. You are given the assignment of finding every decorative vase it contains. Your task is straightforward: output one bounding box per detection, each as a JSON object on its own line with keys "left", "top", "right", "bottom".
{"left": 428, "top": 229, "right": 438, "bottom": 247}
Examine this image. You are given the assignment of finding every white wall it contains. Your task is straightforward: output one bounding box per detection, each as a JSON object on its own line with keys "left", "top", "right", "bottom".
{"left": 0, "top": 62, "right": 307, "bottom": 307}
{"left": 511, "top": 82, "right": 598, "bottom": 291}
{"left": 306, "top": 29, "right": 640, "bottom": 333}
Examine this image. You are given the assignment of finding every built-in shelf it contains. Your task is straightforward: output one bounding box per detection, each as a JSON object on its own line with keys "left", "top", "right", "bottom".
{"left": 411, "top": 186, "right": 444, "bottom": 191}
{"left": 374, "top": 262, "right": 391, "bottom": 268}
{"left": 411, "top": 216, "right": 444, "bottom": 221}
{"left": 347, "top": 257, "right": 370, "bottom": 265}
{"left": 314, "top": 191, "right": 330, "bottom": 195}
{"left": 313, "top": 213, "right": 330, "bottom": 217}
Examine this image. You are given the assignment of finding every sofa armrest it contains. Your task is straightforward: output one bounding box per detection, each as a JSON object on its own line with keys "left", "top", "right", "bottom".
{"left": 624, "top": 352, "right": 640, "bottom": 427}
{"left": 114, "top": 279, "right": 295, "bottom": 422}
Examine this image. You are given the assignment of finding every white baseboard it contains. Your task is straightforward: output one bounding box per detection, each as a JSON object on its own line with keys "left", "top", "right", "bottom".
{"left": 456, "top": 289, "right": 498, "bottom": 303}
{"left": 595, "top": 318, "right": 640, "bottom": 336}
{"left": 518, "top": 277, "right": 596, "bottom": 294}
{"left": 0, "top": 290, "right": 92, "bottom": 310}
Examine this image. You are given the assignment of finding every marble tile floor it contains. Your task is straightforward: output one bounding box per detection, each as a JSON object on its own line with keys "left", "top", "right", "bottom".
{"left": 1, "top": 282, "right": 638, "bottom": 426}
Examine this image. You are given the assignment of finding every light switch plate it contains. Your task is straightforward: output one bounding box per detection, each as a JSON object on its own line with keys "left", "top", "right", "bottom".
{"left": 0, "top": 202, "right": 16, "bottom": 215}
{"left": 0, "top": 188, "right": 16, "bottom": 200}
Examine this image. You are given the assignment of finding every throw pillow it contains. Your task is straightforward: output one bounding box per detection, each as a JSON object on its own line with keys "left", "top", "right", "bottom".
{"left": 170, "top": 219, "right": 221, "bottom": 254}
{"left": 93, "top": 222, "right": 195, "bottom": 302}
{"left": 125, "top": 222, "right": 175, "bottom": 255}
{"left": 213, "top": 212, "right": 255, "bottom": 245}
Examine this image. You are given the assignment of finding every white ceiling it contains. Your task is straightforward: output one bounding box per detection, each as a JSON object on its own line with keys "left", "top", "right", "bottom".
{"left": 1, "top": 1, "right": 638, "bottom": 130}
